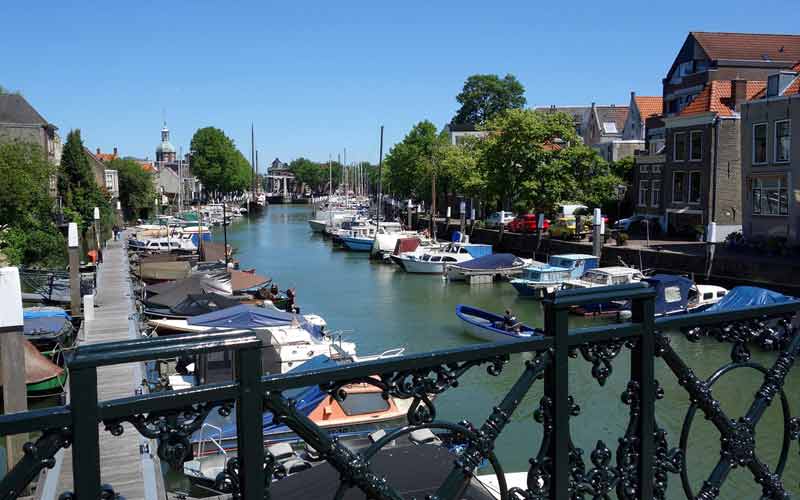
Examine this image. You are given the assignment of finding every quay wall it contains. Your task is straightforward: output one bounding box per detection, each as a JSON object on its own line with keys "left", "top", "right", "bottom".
{"left": 408, "top": 215, "right": 800, "bottom": 294}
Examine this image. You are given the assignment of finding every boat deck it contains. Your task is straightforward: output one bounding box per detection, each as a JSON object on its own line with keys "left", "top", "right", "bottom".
{"left": 38, "top": 236, "right": 163, "bottom": 500}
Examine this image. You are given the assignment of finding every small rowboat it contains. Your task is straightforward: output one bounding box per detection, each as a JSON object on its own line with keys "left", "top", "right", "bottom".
{"left": 455, "top": 304, "right": 541, "bottom": 342}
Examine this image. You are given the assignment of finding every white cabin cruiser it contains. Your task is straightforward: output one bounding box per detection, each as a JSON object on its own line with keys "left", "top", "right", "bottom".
{"left": 391, "top": 241, "right": 493, "bottom": 274}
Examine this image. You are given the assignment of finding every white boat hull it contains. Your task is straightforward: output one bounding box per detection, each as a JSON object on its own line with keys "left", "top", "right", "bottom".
{"left": 394, "top": 257, "right": 446, "bottom": 274}
{"left": 308, "top": 220, "right": 328, "bottom": 233}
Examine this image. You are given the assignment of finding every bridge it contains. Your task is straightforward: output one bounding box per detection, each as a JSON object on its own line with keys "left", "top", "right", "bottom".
{"left": 1, "top": 284, "right": 799, "bottom": 499}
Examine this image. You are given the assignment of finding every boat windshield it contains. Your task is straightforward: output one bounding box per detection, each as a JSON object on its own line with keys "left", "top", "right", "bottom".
{"left": 339, "top": 392, "right": 391, "bottom": 416}
{"left": 582, "top": 271, "right": 609, "bottom": 285}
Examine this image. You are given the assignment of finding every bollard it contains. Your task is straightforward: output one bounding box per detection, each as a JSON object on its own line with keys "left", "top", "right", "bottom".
{"left": 592, "top": 208, "right": 603, "bottom": 258}
{"left": 84, "top": 294, "right": 95, "bottom": 321}
{"left": 0, "top": 267, "right": 28, "bottom": 475}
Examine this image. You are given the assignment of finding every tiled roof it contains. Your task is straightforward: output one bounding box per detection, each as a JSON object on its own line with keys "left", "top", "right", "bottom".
{"left": 633, "top": 96, "right": 663, "bottom": 119}
{"left": 782, "top": 76, "right": 800, "bottom": 96}
{"left": 595, "top": 106, "right": 629, "bottom": 134}
{"left": 141, "top": 162, "right": 155, "bottom": 172}
{"left": 96, "top": 152, "right": 117, "bottom": 162}
{"left": 0, "top": 94, "right": 51, "bottom": 127}
{"left": 680, "top": 80, "right": 766, "bottom": 117}
{"left": 692, "top": 32, "right": 800, "bottom": 63}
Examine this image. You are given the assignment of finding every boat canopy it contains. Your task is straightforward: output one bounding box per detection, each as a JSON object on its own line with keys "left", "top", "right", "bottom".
{"left": 229, "top": 269, "right": 270, "bottom": 292}
{"left": 192, "top": 355, "right": 333, "bottom": 442}
{"left": 705, "top": 286, "right": 797, "bottom": 313}
{"left": 642, "top": 274, "right": 693, "bottom": 315}
{"left": 136, "top": 261, "right": 192, "bottom": 282}
{"left": 145, "top": 275, "right": 233, "bottom": 308}
{"left": 187, "top": 304, "right": 301, "bottom": 328}
{"left": 169, "top": 293, "right": 241, "bottom": 317}
{"left": 23, "top": 307, "right": 71, "bottom": 321}
{"left": 464, "top": 244, "right": 493, "bottom": 259}
{"left": 451, "top": 253, "right": 523, "bottom": 270}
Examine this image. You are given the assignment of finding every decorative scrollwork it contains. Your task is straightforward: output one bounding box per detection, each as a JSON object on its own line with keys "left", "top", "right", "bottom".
{"left": 321, "top": 355, "right": 508, "bottom": 425}
{"left": 213, "top": 453, "right": 278, "bottom": 498}
{"left": 684, "top": 314, "right": 795, "bottom": 353}
{"left": 572, "top": 339, "right": 627, "bottom": 386}
{"left": 57, "top": 483, "right": 116, "bottom": 500}
{"left": 103, "top": 401, "right": 233, "bottom": 469}
{"left": 0, "top": 427, "right": 72, "bottom": 500}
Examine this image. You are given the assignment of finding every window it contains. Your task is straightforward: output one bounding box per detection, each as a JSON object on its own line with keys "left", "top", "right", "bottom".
{"left": 690, "top": 131, "right": 702, "bottom": 161}
{"left": 751, "top": 175, "right": 789, "bottom": 215}
{"left": 652, "top": 164, "right": 662, "bottom": 174}
{"left": 775, "top": 120, "right": 791, "bottom": 163}
{"left": 639, "top": 165, "right": 649, "bottom": 173}
{"left": 674, "top": 133, "right": 687, "bottom": 161}
{"left": 651, "top": 180, "right": 661, "bottom": 207}
{"left": 105, "top": 171, "right": 115, "bottom": 190}
{"left": 673, "top": 172, "right": 686, "bottom": 202}
{"left": 638, "top": 181, "right": 650, "bottom": 206}
{"left": 664, "top": 286, "right": 683, "bottom": 303}
{"left": 338, "top": 392, "right": 390, "bottom": 416}
{"left": 688, "top": 171, "right": 701, "bottom": 204}
{"left": 703, "top": 292, "right": 714, "bottom": 301}
{"left": 753, "top": 123, "right": 768, "bottom": 164}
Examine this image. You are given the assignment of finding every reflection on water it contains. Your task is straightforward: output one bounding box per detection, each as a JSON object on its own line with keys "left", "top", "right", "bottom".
{"left": 214, "top": 205, "right": 800, "bottom": 498}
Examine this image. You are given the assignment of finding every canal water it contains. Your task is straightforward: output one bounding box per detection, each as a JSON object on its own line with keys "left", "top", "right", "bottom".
{"left": 214, "top": 205, "right": 799, "bottom": 498}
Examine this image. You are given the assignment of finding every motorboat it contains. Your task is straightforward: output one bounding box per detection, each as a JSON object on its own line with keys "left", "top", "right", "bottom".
{"left": 446, "top": 254, "right": 530, "bottom": 282}
{"left": 391, "top": 242, "right": 493, "bottom": 274}
{"left": 562, "top": 267, "right": 645, "bottom": 317}
{"left": 455, "top": 305, "right": 541, "bottom": 342}
{"left": 23, "top": 307, "right": 74, "bottom": 354}
{"left": 339, "top": 224, "right": 377, "bottom": 252}
{"left": 510, "top": 254, "right": 599, "bottom": 298}
{"left": 308, "top": 209, "right": 359, "bottom": 233}
{"left": 688, "top": 284, "right": 728, "bottom": 312}
{"left": 370, "top": 222, "right": 422, "bottom": 258}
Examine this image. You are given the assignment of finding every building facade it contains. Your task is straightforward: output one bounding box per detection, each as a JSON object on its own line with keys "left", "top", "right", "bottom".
{"left": 0, "top": 94, "right": 62, "bottom": 166}
{"left": 85, "top": 148, "right": 119, "bottom": 200}
{"left": 740, "top": 67, "right": 800, "bottom": 242}
{"left": 443, "top": 123, "right": 490, "bottom": 146}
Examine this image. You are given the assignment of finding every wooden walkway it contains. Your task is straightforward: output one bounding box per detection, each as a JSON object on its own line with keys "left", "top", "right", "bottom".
{"left": 39, "top": 237, "right": 162, "bottom": 500}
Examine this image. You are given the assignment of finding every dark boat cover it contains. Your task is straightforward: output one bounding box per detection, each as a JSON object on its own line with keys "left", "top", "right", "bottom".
{"left": 170, "top": 293, "right": 241, "bottom": 317}
{"left": 705, "top": 286, "right": 797, "bottom": 313}
{"left": 451, "top": 253, "right": 524, "bottom": 270}
{"left": 193, "top": 355, "right": 332, "bottom": 442}
{"left": 187, "top": 304, "right": 301, "bottom": 328}
{"left": 144, "top": 275, "right": 232, "bottom": 308}
{"left": 23, "top": 308, "right": 73, "bottom": 341}
{"left": 642, "top": 274, "right": 693, "bottom": 315}
{"left": 268, "top": 444, "right": 497, "bottom": 500}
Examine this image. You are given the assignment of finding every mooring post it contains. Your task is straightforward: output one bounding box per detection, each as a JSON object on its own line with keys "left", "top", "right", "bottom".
{"left": 68, "top": 222, "right": 82, "bottom": 318}
{"left": 592, "top": 208, "right": 603, "bottom": 259}
{"left": 459, "top": 201, "right": 466, "bottom": 235}
{"left": 0, "top": 267, "right": 29, "bottom": 476}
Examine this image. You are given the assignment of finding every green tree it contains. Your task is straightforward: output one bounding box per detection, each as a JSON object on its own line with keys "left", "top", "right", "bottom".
{"left": 289, "top": 158, "right": 327, "bottom": 194}
{"left": 190, "top": 127, "right": 252, "bottom": 194}
{"left": 383, "top": 121, "right": 441, "bottom": 202}
{"left": 0, "top": 142, "right": 66, "bottom": 267}
{"left": 453, "top": 74, "right": 526, "bottom": 125}
{"left": 108, "top": 158, "right": 156, "bottom": 220}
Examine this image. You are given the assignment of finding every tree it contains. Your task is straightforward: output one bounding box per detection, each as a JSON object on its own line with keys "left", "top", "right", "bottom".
{"left": 190, "top": 127, "right": 252, "bottom": 194}
{"left": 109, "top": 158, "right": 156, "bottom": 220}
{"left": 383, "top": 121, "right": 440, "bottom": 202}
{"left": 453, "top": 74, "right": 526, "bottom": 125}
{"left": 289, "top": 158, "right": 327, "bottom": 194}
{"left": 0, "top": 142, "right": 66, "bottom": 267}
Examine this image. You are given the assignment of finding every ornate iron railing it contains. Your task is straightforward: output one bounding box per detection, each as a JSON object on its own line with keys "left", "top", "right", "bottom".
{"left": 1, "top": 283, "right": 799, "bottom": 499}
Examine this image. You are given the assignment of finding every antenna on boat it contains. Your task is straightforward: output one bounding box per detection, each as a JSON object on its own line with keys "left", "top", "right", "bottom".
{"left": 377, "top": 125, "right": 384, "bottom": 232}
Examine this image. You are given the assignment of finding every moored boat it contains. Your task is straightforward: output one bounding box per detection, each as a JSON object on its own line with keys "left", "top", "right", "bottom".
{"left": 446, "top": 253, "right": 529, "bottom": 282}
{"left": 392, "top": 241, "right": 492, "bottom": 274}
{"left": 455, "top": 304, "right": 541, "bottom": 342}
{"left": 510, "top": 254, "right": 599, "bottom": 298}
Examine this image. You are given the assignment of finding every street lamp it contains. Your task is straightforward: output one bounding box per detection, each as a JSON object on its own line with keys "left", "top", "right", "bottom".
{"left": 615, "top": 184, "right": 628, "bottom": 220}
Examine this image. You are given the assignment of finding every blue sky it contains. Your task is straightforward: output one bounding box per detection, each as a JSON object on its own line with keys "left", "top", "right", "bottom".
{"left": 3, "top": 1, "right": 797, "bottom": 166}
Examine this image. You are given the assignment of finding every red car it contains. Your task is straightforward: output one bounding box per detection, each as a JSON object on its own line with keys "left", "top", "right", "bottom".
{"left": 507, "top": 214, "right": 550, "bottom": 233}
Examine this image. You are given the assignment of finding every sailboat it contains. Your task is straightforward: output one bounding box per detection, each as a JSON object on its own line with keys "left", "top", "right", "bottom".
{"left": 246, "top": 124, "right": 266, "bottom": 215}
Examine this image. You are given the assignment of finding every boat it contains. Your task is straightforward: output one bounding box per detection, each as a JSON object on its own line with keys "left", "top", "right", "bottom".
{"left": 370, "top": 222, "right": 422, "bottom": 258}
{"left": 688, "top": 284, "right": 728, "bottom": 312}
{"left": 446, "top": 253, "right": 529, "bottom": 282}
{"left": 12, "top": 339, "right": 67, "bottom": 396}
{"left": 142, "top": 292, "right": 242, "bottom": 320}
{"left": 339, "top": 224, "right": 377, "bottom": 252}
{"left": 391, "top": 241, "right": 493, "bottom": 274}
{"left": 455, "top": 305, "right": 541, "bottom": 342}
{"left": 23, "top": 307, "right": 74, "bottom": 354}
{"left": 562, "top": 267, "right": 645, "bottom": 316}
{"left": 510, "top": 254, "right": 600, "bottom": 298}
{"left": 704, "top": 286, "right": 797, "bottom": 313}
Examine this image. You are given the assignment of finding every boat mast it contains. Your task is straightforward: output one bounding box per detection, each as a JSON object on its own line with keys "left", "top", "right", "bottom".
{"left": 250, "top": 123, "right": 256, "bottom": 202}
{"left": 377, "top": 125, "right": 384, "bottom": 231}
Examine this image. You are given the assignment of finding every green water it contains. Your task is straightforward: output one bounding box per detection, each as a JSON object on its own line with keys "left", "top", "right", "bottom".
{"left": 216, "top": 205, "right": 799, "bottom": 498}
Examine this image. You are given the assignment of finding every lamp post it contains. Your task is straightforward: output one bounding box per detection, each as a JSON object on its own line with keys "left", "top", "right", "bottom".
{"left": 93, "top": 206, "right": 100, "bottom": 256}
{"left": 0, "top": 267, "right": 27, "bottom": 474}
{"left": 615, "top": 184, "right": 628, "bottom": 221}
{"left": 68, "top": 223, "right": 81, "bottom": 316}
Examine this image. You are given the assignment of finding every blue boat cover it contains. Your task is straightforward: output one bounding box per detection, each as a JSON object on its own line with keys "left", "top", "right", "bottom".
{"left": 187, "top": 304, "right": 301, "bottom": 328}
{"left": 464, "top": 245, "right": 493, "bottom": 259}
{"left": 23, "top": 308, "right": 71, "bottom": 321}
{"left": 191, "top": 355, "right": 334, "bottom": 442}
{"left": 24, "top": 317, "right": 70, "bottom": 335}
{"left": 705, "top": 286, "right": 796, "bottom": 313}
{"left": 642, "top": 274, "right": 693, "bottom": 315}
{"left": 453, "top": 253, "right": 521, "bottom": 270}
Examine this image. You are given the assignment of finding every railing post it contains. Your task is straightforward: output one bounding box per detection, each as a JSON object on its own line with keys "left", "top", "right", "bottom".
{"left": 631, "top": 293, "right": 655, "bottom": 500}
{"left": 235, "top": 345, "right": 265, "bottom": 500}
{"left": 69, "top": 366, "right": 101, "bottom": 499}
{"left": 543, "top": 299, "right": 570, "bottom": 500}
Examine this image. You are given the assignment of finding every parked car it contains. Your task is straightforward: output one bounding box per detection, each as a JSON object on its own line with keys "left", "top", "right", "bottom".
{"left": 549, "top": 217, "right": 579, "bottom": 240}
{"left": 507, "top": 214, "right": 550, "bottom": 233}
{"left": 614, "top": 215, "right": 661, "bottom": 235}
{"left": 485, "top": 211, "right": 515, "bottom": 228}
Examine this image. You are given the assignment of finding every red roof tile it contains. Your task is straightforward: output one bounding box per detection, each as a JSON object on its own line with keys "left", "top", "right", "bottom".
{"left": 633, "top": 96, "right": 663, "bottom": 119}
{"left": 783, "top": 76, "right": 800, "bottom": 96}
{"left": 692, "top": 32, "right": 800, "bottom": 63}
{"left": 680, "top": 80, "right": 765, "bottom": 117}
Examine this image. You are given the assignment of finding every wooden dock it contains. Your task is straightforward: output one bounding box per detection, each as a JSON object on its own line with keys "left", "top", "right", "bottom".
{"left": 38, "top": 237, "right": 162, "bottom": 500}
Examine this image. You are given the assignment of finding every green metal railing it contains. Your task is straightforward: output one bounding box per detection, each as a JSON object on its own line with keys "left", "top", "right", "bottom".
{"left": 1, "top": 283, "right": 799, "bottom": 499}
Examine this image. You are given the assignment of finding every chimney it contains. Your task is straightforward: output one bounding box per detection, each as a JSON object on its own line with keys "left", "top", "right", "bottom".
{"left": 113, "top": 147, "right": 118, "bottom": 157}
{"left": 731, "top": 79, "right": 747, "bottom": 108}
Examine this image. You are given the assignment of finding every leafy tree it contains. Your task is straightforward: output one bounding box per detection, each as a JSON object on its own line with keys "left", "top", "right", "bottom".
{"left": 108, "top": 158, "right": 156, "bottom": 220}
{"left": 383, "top": 121, "right": 440, "bottom": 202}
{"left": 0, "top": 142, "right": 66, "bottom": 267}
{"left": 289, "top": 158, "right": 327, "bottom": 194}
{"left": 453, "top": 74, "right": 526, "bottom": 125}
{"left": 59, "top": 129, "right": 109, "bottom": 230}
{"left": 190, "top": 127, "right": 252, "bottom": 194}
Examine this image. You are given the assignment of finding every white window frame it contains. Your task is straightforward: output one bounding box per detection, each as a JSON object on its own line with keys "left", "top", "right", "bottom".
{"left": 651, "top": 164, "right": 662, "bottom": 174}
{"left": 673, "top": 132, "right": 687, "bottom": 162}
{"left": 775, "top": 119, "right": 791, "bottom": 164}
{"left": 753, "top": 122, "right": 768, "bottom": 165}
{"left": 651, "top": 180, "right": 661, "bottom": 208}
{"left": 638, "top": 180, "right": 649, "bottom": 207}
{"left": 689, "top": 130, "right": 703, "bottom": 161}
{"left": 687, "top": 171, "right": 702, "bottom": 205}
{"left": 672, "top": 172, "right": 686, "bottom": 203}
{"left": 639, "top": 165, "right": 649, "bottom": 173}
